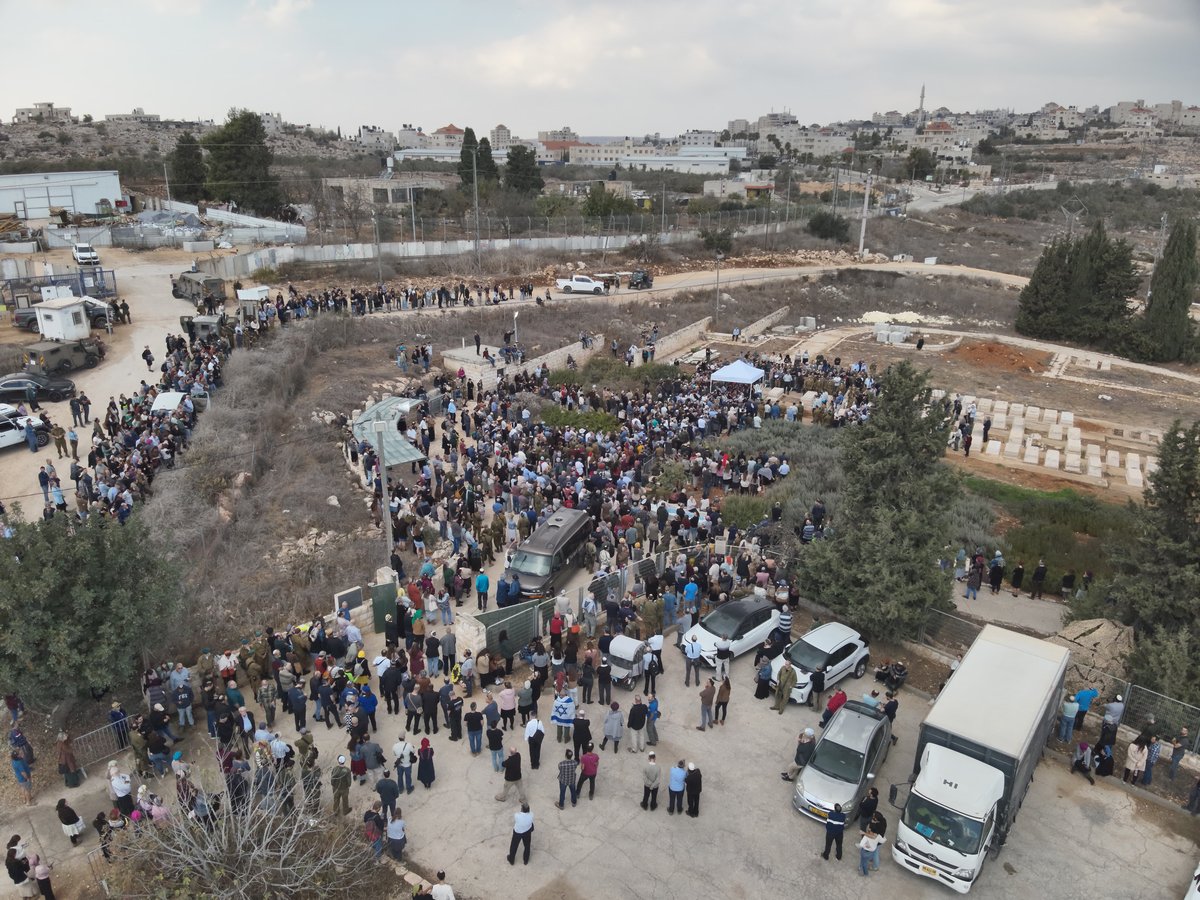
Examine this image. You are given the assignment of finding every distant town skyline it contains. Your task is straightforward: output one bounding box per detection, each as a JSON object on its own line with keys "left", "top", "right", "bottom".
{"left": 6, "top": 0, "right": 1199, "bottom": 136}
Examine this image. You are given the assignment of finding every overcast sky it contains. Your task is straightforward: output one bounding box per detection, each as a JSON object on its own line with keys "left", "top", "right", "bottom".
{"left": 6, "top": 0, "right": 1198, "bottom": 137}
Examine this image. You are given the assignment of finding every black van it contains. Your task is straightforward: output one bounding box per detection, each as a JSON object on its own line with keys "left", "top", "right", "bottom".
{"left": 505, "top": 508, "right": 593, "bottom": 600}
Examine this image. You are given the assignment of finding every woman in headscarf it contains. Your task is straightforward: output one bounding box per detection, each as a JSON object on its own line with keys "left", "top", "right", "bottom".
{"left": 55, "top": 799, "right": 86, "bottom": 846}
{"left": 416, "top": 737, "right": 436, "bottom": 789}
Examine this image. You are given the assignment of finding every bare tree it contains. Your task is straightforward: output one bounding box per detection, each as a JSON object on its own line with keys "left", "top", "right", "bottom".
{"left": 107, "top": 780, "right": 388, "bottom": 899}
{"left": 336, "top": 187, "right": 370, "bottom": 241}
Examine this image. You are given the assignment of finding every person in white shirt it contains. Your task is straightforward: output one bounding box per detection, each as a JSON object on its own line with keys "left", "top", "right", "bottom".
{"left": 507, "top": 804, "right": 534, "bottom": 865}
{"left": 430, "top": 871, "right": 456, "bottom": 900}
{"left": 858, "top": 827, "right": 887, "bottom": 875}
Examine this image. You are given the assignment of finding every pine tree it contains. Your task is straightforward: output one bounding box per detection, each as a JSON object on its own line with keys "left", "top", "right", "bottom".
{"left": 1106, "top": 420, "right": 1200, "bottom": 703}
{"left": 167, "top": 132, "right": 208, "bottom": 203}
{"left": 458, "top": 127, "right": 480, "bottom": 186}
{"left": 798, "top": 362, "right": 955, "bottom": 639}
{"left": 202, "top": 109, "right": 281, "bottom": 214}
{"left": 1016, "top": 239, "right": 1071, "bottom": 338}
{"left": 504, "top": 145, "right": 544, "bottom": 195}
{"left": 1141, "top": 220, "right": 1199, "bottom": 361}
{"left": 476, "top": 138, "right": 500, "bottom": 183}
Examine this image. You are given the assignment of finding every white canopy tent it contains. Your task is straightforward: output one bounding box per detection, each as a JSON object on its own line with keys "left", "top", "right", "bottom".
{"left": 709, "top": 359, "right": 765, "bottom": 385}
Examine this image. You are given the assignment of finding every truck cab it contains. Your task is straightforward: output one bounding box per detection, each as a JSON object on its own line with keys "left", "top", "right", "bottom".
{"left": 892, "top": 744, "right": 1003, "bottom": 893}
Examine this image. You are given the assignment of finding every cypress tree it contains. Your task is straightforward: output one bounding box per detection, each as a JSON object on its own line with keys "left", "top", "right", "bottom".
{"left": 1141, "top": 220, "right": 1199, "bottom": 361}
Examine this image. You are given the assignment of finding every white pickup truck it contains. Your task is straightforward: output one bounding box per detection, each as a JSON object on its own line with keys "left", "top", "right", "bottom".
{"left": 555, "top": 274, "right": 605, "bottom": 294}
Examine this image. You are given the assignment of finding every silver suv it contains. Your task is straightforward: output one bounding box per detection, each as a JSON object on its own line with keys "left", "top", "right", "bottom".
{"left": 793, "top": 699, "right": 891, "bottom": 822}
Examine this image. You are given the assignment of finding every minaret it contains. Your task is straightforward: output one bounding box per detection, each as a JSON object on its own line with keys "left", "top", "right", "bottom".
{"left": 918, "top": 83, "right": 926, "bottom": 129}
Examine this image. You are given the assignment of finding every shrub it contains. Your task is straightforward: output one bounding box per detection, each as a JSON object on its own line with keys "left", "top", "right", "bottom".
{"left": 807, "top": 210, "right": 851, "bottom": 243}
{"left": 539, "top": 406, "right": 619, "bottom": 432}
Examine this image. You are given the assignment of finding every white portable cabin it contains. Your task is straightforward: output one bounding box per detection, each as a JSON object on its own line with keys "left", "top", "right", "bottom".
{"left": 34, "top": 294, "right": 92, "bottom": 341}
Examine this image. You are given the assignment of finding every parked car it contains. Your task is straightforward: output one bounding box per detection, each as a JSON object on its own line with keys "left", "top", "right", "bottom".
{"left": 769, "top": 622, "right": 870, "bottom": 705}
{"left": 0, "top": 403, "right": 49, "bottom": 450}
{"left": 679, "top": 598, "right": 780, "bottom": 667}
{"left": 793, "top": 699, "right": 892, "bottom": 822}
{"left": 72, "top": 242, "right": 100, "bottom": 265}
{"left": 504, "top": 508, "right": 593, "bottom": 599}
{"left": 0, "top": 372, "right": 77, "bottom": 404}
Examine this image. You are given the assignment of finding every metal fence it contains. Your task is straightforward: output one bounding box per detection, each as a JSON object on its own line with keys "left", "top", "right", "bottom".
{"left": 914, "top": 607, "right": 984, "bottom": 657}
{"left": 1125, "top": 684, "right": 1200, "bottom": 755}
{"left": 73, "top": 717, "right": 135, "bottom": 770}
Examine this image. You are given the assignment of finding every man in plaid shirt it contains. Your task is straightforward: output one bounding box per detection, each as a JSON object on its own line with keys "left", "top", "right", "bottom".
{"left": 555, "top": 749, "right": 579, "bottom": 809}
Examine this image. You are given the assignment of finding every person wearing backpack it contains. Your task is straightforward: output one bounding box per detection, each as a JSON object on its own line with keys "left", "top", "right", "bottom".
{"left": 392, "top": 734, "right": 416, "bottom": 795}
{"left": 363, "top": 801, "right": 385, "bottom": 859}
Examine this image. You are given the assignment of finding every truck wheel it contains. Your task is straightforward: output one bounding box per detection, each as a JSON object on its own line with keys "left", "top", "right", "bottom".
{"left": 84, "top": 355, "right": 99, "bottom": 368}
{"left": 853, "top": 659, "right": 868, "bottom": 678}
{"left": 593, "top": 287, "right": 602, "bottom": 294}
{"left": 562, "top": 285, "right": 572, "bottom": 293}
{"left": 25, "top": 320, "right": 39, "bottom": 332}
{"left": 35, "top": 432, "right": 49, "bottom": 448}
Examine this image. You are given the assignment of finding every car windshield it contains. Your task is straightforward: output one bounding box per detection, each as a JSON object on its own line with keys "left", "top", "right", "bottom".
{"left": 903, "top": 795, "right": 986, "bottom": 855}
{"left": 700, "top": 605, "right": 746, "bottom": 637}
{"left": 808, "top": 740, "right": 865, "bottom": 783}
{"left": 786, "top": 639, "right": 829, "bottom": 672}
{"left": 509, "top": 551, "right": 552, "bottom": 578}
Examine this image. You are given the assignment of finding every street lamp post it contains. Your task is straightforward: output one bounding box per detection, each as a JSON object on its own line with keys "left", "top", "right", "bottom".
{"left": 372, "top": 212, "right": 383, "bottom": 285}
{"left": 372, "top": 419, "right": 393, "bottom": 569}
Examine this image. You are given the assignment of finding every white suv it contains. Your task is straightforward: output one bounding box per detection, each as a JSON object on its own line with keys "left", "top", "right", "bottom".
{"left": 72, "top": 243, "right": 100, "bottom": 265}
{"left": 769, "top": 622, "right": 871, "bottom": 705}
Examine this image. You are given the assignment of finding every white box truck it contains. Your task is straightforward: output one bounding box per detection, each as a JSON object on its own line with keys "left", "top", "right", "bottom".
{"left": 890, "top": 625, "right": 1068, "bottom": 893}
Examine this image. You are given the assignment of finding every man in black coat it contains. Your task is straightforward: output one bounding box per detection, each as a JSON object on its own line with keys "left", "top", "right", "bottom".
{"left": 684, "top": 763, "right": 703, "bottom": 817}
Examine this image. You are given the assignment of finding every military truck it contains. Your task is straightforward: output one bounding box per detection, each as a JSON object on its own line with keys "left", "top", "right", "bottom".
{"left": 628, "top": 269, "right": 654, "bottom": 290}
{"left": 171, "top": 272, "right": 227, "bottom": 309}
{"left": 21, "top": 338, "right": 106, "bottom": 374}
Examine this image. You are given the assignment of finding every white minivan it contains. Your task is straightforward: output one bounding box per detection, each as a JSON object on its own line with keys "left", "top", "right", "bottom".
{"left": 72, "top": 243, "right": 100, "bottom": 265}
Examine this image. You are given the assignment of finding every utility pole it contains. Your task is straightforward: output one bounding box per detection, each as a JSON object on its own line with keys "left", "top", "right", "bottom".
{"left": 714, "top": 251, "right": 723, "bottom": 326}
{"left": 513, "top": 309, "right": 519, "bottom": 345}
{"left": 831, "top": 166, "right": 840, "bottom": 210}
{"left": 408, "top": 185, "right": 417, "bottom": 243}
{"left": 472, "top": 149, "right": 482, "bottom": 275}
{"left": 784, "top": 170, "right": 793, "bottom": 226}
{"left": 857, "top": 172, "right": 872, "bottom": 257}
{"left": 373, "top": 419, "right": 393, "bottom": 569}
{"left": 372, "top": 212, "right": 383, "bottom": 284}
{"left": 163, "top": 162, "right": 172, "bottom": 206}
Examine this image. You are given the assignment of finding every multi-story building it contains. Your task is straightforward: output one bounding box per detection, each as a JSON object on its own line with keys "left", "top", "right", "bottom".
{"left": 678, "top": 129, "right": 717, "bottom": 147}
{"left": 1180, "top": 106, "right": 1200, "bottom": 131}
{"left": 726, "top": 118, "right": 751, "bottom": 135}
{"left": 356, "top": 125, "right": 396, "bottom": 151}
{"left": 619, "top": 154, "right": 730, "bottom": 175}
{"left": 396, "top": 124, "right": 427, "bottom": 149}
{"left": 872, "top": 110, "right": 907, "bottom": 127}
{"left": 756, "top": 112, "right": 798, "bottom": 135}
{"left": 12, "top": 102, "right": 75, "bottom": 124}
{"left": 260, "top": 112, "right": 285, "bottom": 135}
{"left": 105, "top": 107, "right": 161, "bottom": 124}
{"left": 489, "top": 124, "right": 512, "bottom": 150}
{"left": 429, "top": 124, "right": 466, "bottom": 149}
{"left": 568, "top": 139, "right": 658, "bottom": 167}
{"left": 538, "top": 126, "right": 579, "bottom": 143}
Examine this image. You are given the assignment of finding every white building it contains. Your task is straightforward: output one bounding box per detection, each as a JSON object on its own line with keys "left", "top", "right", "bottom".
{"left": 678, "top": 146, "right": 747, "bottom": 161}
{"left": 678, "top": 129, "right": 718, "bottom": 147}
{"left": 12, "top": 102, "right": 75, "bottom": 124}
{"left": 569, "top": 139, "right": 658, "bottom": 166}
{"left": 0, "top": 170, "right": 122, "bottom": 219}
{"left": 490, "top": 124, "right": 512, "bottom": 150}
{"left": 105, "top": 107, "right": 161, "bottom": 123}
{"left": 356, "top": 125, "right": 396, "bottom": 151}
{"left": 429, "top": 124, "right": 466, "bottom": 149}
{"left": 260, "top": 112, "right": 285, "bottom": 135}
{"left": 396, "top": 124, "right": 428, "bottom": 149}
{"left": 619, "top": 155, "right": 730, "bottom": 175}
{"left": 538, "top": 126, "right": 579, "bottom": 143}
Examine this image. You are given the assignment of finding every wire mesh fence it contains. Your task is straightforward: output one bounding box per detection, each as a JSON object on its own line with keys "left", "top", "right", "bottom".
{"left": 914, "top": 608, "right": 983, "bottom": 657}
{"left": 1125, "top": 685, "right": 1200, "bottom": 755}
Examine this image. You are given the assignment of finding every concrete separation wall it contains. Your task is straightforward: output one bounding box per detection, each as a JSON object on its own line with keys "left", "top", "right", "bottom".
{"left": 0, "top": 242, "right": 38, "bottom": 254}
{"left": 162, "top": 200, "right": 307, "bottom": 240}
{"left": 525, "top": 334, "right": 606, "bottom": 373}
{"left": 651, "top": 317, "right": 713, "bottom": 364}
{"left": 741, "top": 306, "right": 790, "bottom": 338}
{"left": 199, "top": 222, "right": 775, "bottom": 280}
{"left": 44, "top": 225, "right": 114, "bottom": 248}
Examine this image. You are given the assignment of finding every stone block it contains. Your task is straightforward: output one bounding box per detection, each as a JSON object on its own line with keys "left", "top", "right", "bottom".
{"left": 1087, "top": 459, "right": 1103, "bottom": 478}
{"left": 1127, "top": 468, "right": 1143, "bottom": 488}
{"left": 1009, "top": 417, "right": 1024, "bottom": 432}
{"left": 1126, "top": 452, "right": 1141, "bottom": 472}
{"left": 1044, "top": 448, "right": 1061, "bottom": 470}
{"left": 1041, "top": 408, "right": 1059, "bottom": 425}
{"left": 1068, "top": 427, "right": 1082, "bottom": 441}
{"left": 1064, "top": 452, "right": 1082, "bottom": 473}
{"left": 976, "top": 398, "right": 993, "bottom": 413}
{"left": 1059, "top": 411, "right": 1074, "bottom": 427}
{"left": 931, "top": 389, "right": 946, "bottom": 401}
{"left": 1086, "top": 443, "right": 1102, "bottom": 460}
{"left": 993, "top": 400, "right": 1009, "bottom": 416}
{"left": 1100, "top": 359, "right": 1112, "bottom": 371}
{"left": 986, "top": 440, "right": 1002, "bottom": 456}
{"left": 1066, "top": 438, "right": 1082, "bottom": 455}
{"left": 1025, "top": 406, "right": 1041, "bottom": 423}
{"left": 1004, "top": 440, "right": 1021, "bottom": 458}
{"left": 1106, "top": 450, "right": 1121, "bottom": 470}
{"left": 1048, "top": 424, "right": 1064, "bottom": 441}
{"left": 1010, "top": 403, "right": 1025, "bottom": 419}
{"left": 1023, "top": 445, "right": 1041, "bottom": 465}
{"left": 991, "top": 413, "right": 1006, "bottom": 431}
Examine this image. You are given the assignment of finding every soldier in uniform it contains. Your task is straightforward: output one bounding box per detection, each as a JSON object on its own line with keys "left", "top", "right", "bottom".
{"left": 195, "top": 649, "right": 216, "bottom": 686}
{"left": 330, "top": 755, "right": 352, "bottom": 815}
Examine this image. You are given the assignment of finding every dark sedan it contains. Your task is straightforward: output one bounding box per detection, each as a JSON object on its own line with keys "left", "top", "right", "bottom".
{"left": 0, "top": 372, "right": 77, "bottom": 404}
